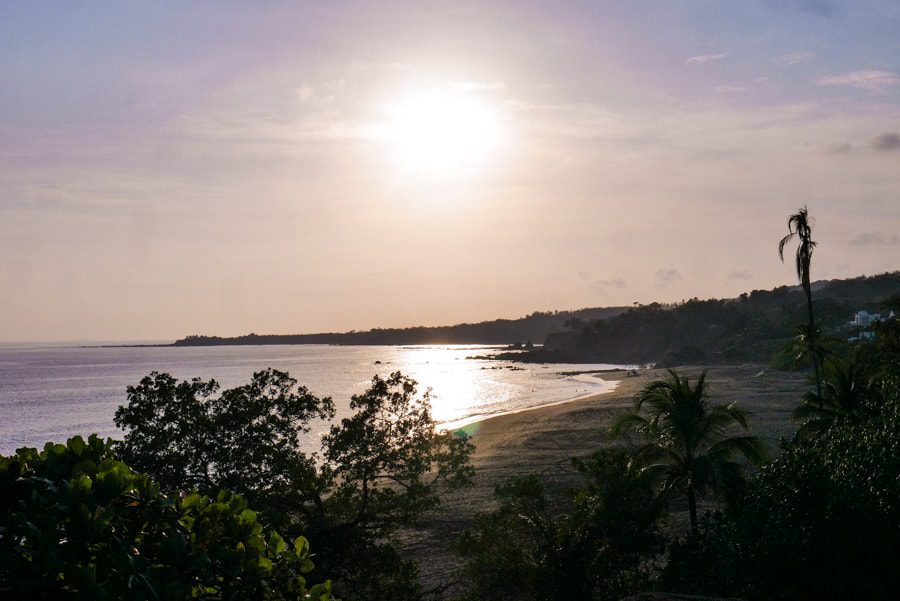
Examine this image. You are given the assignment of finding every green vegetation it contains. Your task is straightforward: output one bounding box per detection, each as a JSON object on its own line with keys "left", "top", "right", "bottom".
{"left": 610, "top": 370, "right": 766, "bottom": 532}
{"left": 661, "top": 376, "right": 900, "bottom": 601}
{"left": 4, "top": 311, "right": 897, "bottom": 600}
{"left": 173, "top": 306, "right": 627, "bottom": 347}
{"left": 460, "top": 300, "right": 899, "bottom": 600}
{"left": 499, "top": 271, "right": 900, "bottom": 365}
{"left": 778, "top": 206, "right": 823, "bottom": 396}
{"left": 455, "top": 450, "right": 664, "bottom": 601}
{"left": 0, "top": 435, "right": 332, "bottom": 600}
{"left": 114, "top": 370, "right": 473, "bottom": 601}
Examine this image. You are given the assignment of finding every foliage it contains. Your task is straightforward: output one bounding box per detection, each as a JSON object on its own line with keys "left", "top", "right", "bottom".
{"left": 661, "top": 382, "right": 900, "bottom": 601}
{"left": 114, "top": 370, "right": 474, "bottom": 601}
{"left": 174, "top": 306, "right": 628, "bottom": 347}
{"left": 610, "top": 370, "right": 766, "bottom": 531}
{"left": 455, "top": 450, "right": 664, "bottom": 601}
{"left": 500, "top": 272, "right": 900, "bottom": 365}
{"left": 0, "top": 435, "right": 331, "bottom": 600}
{"left": 792, "top": 355, "right": 883, "bottom": 436}
{"left": 771, "top": 319, "right": 841, "bottom": 372}
{"left": 778, "top": 206, "right": 822, "bottom": 397}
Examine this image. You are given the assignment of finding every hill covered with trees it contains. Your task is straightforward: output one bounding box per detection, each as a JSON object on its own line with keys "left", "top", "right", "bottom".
{"left": 172, "top": 273, "right": 899, "bottom": 362}
{"left": 172, "top": 306, "right": 627, "bottom": 347}
{"left": 498, "top": 272, "right": 900, "bottom": 365}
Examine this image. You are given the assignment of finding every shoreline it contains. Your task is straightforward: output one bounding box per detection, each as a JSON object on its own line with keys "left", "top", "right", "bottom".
{"left": 441, "top": 369, "right": 630, "bottom": 432}
{"left": 405, "top": 364, "right": 810, "bottom": 588}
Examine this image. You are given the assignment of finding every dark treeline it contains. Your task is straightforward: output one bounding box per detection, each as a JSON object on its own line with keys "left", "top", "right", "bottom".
{"left": 504, "top": 272, "right": 900, "bottom": 365}
{"left": 172, "top": 306, "right": 627, "bottom": 347}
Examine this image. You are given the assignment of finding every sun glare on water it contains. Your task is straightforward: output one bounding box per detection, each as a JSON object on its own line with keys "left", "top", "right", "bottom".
{"left": 379, "top": 88, "right": 504, "bottom": 175}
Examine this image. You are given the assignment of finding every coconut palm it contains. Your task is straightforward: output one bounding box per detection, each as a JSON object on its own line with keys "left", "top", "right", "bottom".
{"left": 779, "top": 206, "right": 822, "bottom": 397}
{"left": 779, "top": 319, "right": 838, "bottom": 371}
{"left": 610, "top": 370, "right": 766, "bottom": 533}
{"left": 794, "top": 356, "right": 879, "bottom": 437}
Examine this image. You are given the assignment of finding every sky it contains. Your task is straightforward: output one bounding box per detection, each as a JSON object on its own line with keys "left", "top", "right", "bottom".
{"left": 2, "top": 0, "right": 899, "bottom": 342}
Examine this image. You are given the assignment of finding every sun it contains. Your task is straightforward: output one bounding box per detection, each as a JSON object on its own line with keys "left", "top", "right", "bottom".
{"left": 380, "top": 88, "right": 504, "bottom": 174}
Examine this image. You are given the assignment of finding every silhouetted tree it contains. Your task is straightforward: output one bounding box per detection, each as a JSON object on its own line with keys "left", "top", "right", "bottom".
{"left": 779, "top": 207, "right": 822, "bottom": 397}
{"left": 611, "top": 370, "right": 766, "bottom": 532}
{"left": 114, "top": 370, "right": 473, "bottom": 601}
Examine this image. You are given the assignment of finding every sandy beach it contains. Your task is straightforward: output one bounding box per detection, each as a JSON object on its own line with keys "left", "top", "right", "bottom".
{"left": 404, "top": 364, "right": 809, "bottom": 589}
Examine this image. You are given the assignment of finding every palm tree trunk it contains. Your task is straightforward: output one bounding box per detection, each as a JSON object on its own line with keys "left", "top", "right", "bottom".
{"left": 803, "top": 281, "right": 823, "bottom": 398}
{"left": 687, "top": 485, "right": 698, "bottom": 534}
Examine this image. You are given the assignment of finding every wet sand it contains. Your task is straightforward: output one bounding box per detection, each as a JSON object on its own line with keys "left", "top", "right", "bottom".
{"left": 402, "top": 364, "right": 809, "bottom": 591}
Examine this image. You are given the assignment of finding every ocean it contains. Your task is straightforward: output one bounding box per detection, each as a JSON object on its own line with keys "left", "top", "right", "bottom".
{"left": 0, "top": 343, "right": 631, "bottom": 455}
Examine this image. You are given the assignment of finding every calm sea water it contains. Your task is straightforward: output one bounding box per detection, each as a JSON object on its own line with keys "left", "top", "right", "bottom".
{"left": 0, "top": 344, "right": 630, "bottom": 455}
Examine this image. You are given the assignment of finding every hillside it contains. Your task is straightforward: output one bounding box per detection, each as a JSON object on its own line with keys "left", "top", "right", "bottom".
{"left": 497, "top": 272, "right": 900, "bottom": 365}
{"left": 172, "top": 306, "right": 628, "bottom": 347}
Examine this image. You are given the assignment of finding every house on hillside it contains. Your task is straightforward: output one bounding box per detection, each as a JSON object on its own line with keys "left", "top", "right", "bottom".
{"left": 847, "top": 309, "right": 896, "bottom": 342}
{"left": 849, "top": 310, "right": 896, "bottom": 327}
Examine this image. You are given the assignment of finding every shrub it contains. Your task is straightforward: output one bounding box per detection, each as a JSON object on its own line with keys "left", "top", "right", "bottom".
{"left": 114, "top": 370, "right": 473, "bottom": 600}
{"left": 661, "top": 383, "right": 900, "bottom": 601}
{"left": 455, "top": 449, "right": 663, "bottom": 601}
{"left": 0, "top": 435, "right": 331, "bottom": 600}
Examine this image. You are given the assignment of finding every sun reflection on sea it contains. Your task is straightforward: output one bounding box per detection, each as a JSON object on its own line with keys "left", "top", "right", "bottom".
{"left": 395, "top": 346, "right": 517, "bottom": 424}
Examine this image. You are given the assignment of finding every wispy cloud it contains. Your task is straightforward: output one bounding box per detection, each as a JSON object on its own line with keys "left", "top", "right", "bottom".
{"left": 594, "top": 277, "right": 627, "bottom": 289}
{"left": 818, "top": 70, "right": 900, "bottom": 90}
{"left": 775, "top": 51, "right": 817, "bottom": 66}
{"left": 871, "top": 131, "right": 900, "bottom": 151}
{"left": 451, "top": 81, "right": 506, "bottom": 92}
{"left": 826, "top": 141, "right": 852, "bottom": 154}
{"left": 655, "top": 268, "right": 682, "bottom": 287}
{"left": 685, "top": 53, "right": 730, "bottom": 66}
{"left": 726, "top": 270, "right": 754, "bottom": 280}
{"left": 769, "top": 0, "right": 835, "bottom": 18}
{"left": 850, "top": 232, "right": 900, "bottom": 246}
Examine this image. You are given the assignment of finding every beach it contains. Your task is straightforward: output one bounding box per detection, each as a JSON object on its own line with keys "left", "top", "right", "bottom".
{"left": 404, "top": 364, "right": 809, "bottom": 589}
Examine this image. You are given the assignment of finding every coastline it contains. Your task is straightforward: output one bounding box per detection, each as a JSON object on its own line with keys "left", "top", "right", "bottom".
{"left": 441, "top": 369, "right": 628, "bottom": 432}
{"left": 405, "top": 364, "right": 809, "bottom": 589}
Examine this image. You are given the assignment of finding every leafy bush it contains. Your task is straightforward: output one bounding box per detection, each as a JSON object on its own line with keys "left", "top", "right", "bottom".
{"left": 0, "top": 435, "right": 331, "bottom": 600}
{"left": 661, "top": 383, "right": 900, "bottom": 601}
{"left": 455, "top": 449, "right": 664, "bottom": 601}
{"left": 114, "top": 370, "right": 473, "bottom": 600}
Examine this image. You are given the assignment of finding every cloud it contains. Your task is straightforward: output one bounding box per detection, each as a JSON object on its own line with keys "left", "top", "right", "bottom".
{"left": 726, "top": 270, "right": 754, "bottom": 281}
{"left": 818, "top": 70, "right": 900, "bottom": 91}
{"left": 850, "top": 232, "right": 900, "bottom": 246}
{"left": 826, "top": 141, "right": 852, "bottom": 154}
{"left": 871, "top": 131, "right": 900, "bottom": 151}
{"left": 715, "top": 85, "right": 747, "bottom": 94}
{"left": 451, "top": 81, "right": 506, "bottom": 92}
{"left": 655, "top": 268, "right": 682, "bottom": 287}
{"left": 580, "top": 272, "right": 627, "bottom": 290}
{"left": 769, "top": 0, "right": 835, "bottom": 17}
{"left": 774, "top": 51, "right": 816, "bottom": 66}
{"left": 685, "top": 53, "right": 730, "bottom": 66}
{"left": 593, "top": 277, "right": 627, "bottom": 289}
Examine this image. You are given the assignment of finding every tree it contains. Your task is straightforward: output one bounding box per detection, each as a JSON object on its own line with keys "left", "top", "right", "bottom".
{"left": 114, "top": 369, "right": 473, "bottom": 601}
{"left": 610, "top": 370, "right": 766, "bottom": 532}
{"left": 0, "top": 435, "right": 332, "bottom": 600}
{"left": 455, "top": 450, "right": 663, "bottom": 601}
{"left": 774, "top": 320, "right": 838, "bottom": 372}
{"left": 661, "top": 382, "right": 900, "bottom": 601}
{"left": 779, "top": 206, "right": 823, "bottom": 397}
{"left": 793, "top": 356, "right": 881, "bottom": 437}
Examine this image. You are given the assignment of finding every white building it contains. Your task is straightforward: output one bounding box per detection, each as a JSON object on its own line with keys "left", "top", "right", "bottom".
{"left": 851, "top": 310, "right": 885, "bottom": 327}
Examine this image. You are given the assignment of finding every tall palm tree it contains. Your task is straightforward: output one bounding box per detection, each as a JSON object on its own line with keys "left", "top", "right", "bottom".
{"left": 610, "top": 370, "right": 766, "bottom": 533}
{"left": 779, "top": 206, "right": 822, "bottom": 398}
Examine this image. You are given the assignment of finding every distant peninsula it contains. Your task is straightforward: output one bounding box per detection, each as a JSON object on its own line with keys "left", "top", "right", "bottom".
{"left": 172, "top": 272, "right": 900, "bottom": 367}
{"left": 172, "top": 306, "right": 628, "bottom": 347}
